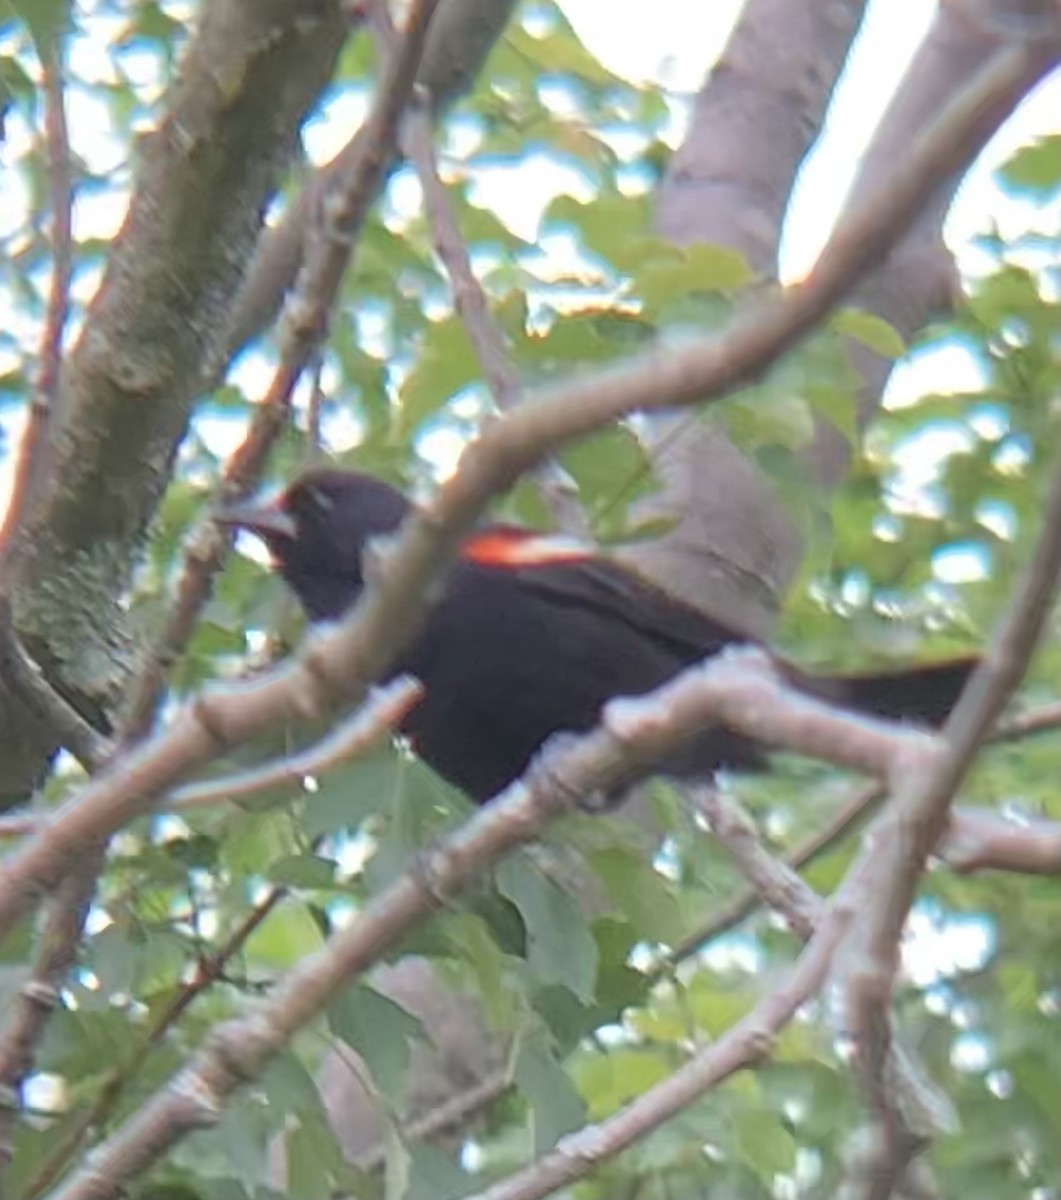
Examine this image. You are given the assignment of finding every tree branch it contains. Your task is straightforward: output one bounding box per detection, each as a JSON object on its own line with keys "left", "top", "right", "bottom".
{"left": 834, "top": 444, "right": 1061, "bottom": 1199}
{"left": 4, "top": 0, "right": 352, "bottom": 806}
{"left": 0, "top": 47, "right": 73, "bottom": 588}
{"left": 668, "top": 698, "right": 1061, "bottom": 965}
{"left": 939, "top": 807, "right": 1061, "bottom": 875}
{"left": 463, "top": 880, "right": 859, "bottom": 1200}
{"left": 118, "top": 0, "right": 440, "bottom": 742}
{"left": 692, "top": 783, "right": 822, "bottom": 938}
{"left": 0, "top": 43, "right": 1046, "bottom": 942}
{"left": 31, "top": 647, "right": 945, "bottom": 1200}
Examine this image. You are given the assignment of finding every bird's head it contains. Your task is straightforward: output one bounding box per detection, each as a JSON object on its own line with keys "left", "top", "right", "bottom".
{"left": 216, "top": 469, "right": 410, "bottom": 620}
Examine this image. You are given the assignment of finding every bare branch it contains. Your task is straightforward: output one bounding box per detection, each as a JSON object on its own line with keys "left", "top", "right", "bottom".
{"left": 0, "top": 57, "right": 70, "bottom": 568}
{"left": 168, "top": 675, "right": 422, "bottom": 811}
{"left": 0, "top": 843, "right": 101, "bottom": 1177}
{"left": 31, "top": 647, "right": 937, "bottom": 1200}
{"left": 668, "top": 698, "right": 1061, "bottom": 965}
{"left": 693, "top": 783, "right": 822, "bottom": 939}
{"left": 465, "top": 885, "right": 858, "bottom": 1200}
{"left": 402, "top": 104, "right": 586, "bottom": 532}
{"left": 0, "top": 43, "right": 1046, "bottom": 942}
{"left": 835, "top": 446, "right": 1061, "bottom": 1199}
{"left": 939, "top": 807, "right": 1061, "bottom": 876}
{"left": 0, "top": 51, "right": 74, "bottom": 587}
{"left": 21, "top": 884, "right": 287, "bottom": 1200}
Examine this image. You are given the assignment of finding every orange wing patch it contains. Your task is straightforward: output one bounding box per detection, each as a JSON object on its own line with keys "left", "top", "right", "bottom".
{"left": 462, "top": 528, "right": 592, "bottom": 567}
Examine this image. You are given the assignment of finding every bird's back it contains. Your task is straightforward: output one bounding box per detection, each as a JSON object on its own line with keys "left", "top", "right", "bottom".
{"left": 395, "top": 554, "right": 764, "bottom": 802}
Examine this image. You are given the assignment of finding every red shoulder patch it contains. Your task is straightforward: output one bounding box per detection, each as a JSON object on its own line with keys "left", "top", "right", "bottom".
{"left": 461, "top": 528, "right": 593, "bottom": 567}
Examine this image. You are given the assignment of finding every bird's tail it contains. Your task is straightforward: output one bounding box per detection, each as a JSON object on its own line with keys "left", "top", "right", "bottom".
{"left": 796, "top": 656, "right": 979, "bottom": 728}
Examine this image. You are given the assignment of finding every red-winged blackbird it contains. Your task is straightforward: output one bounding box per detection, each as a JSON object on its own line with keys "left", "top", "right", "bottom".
{"left": 220, "top": 468, "right": 976, "bottom": 805}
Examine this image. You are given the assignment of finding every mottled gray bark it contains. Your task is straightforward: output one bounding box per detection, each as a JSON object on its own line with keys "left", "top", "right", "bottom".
{"left": 2, "top": 0, "right": 349, "bottom": 806}
{"left": 623, "top": 0, "right": 1055, "bottom": 637}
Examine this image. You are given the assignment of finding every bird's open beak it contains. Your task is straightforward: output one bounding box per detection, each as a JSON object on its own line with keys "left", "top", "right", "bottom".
{"left": 213, "top": 496, "right": 297, "bottom": 541}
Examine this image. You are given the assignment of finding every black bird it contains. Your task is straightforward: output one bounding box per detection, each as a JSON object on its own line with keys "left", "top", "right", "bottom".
{"left": 219, "top": 469, "right": 976, "bottom": 805}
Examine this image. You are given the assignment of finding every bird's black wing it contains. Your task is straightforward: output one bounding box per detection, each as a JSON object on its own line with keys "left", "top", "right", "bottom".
{"left": 459, "top": 526, "right": 752, "bottom": 661}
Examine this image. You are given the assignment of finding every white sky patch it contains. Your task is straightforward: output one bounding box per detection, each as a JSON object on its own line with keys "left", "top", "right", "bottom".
{"left": 22, "top": 1073, "right": 68, "bottom": 1115}
{"left": 933, "top": 542, "right": 991, "bottom": 584}
{"left": 467, "top": 152, "right": 598, "bottom": 242}
{"left": 780, "top": 0, "right": 938, "bottom": 282}
{"left": 975, "top": 499, "right": 1017, "bottom": 541}
{"left": 302, "top": 85, "right": 372, "bottom": 164}
{"left": 884, "top": 341, "right": 988, "bottom": 410}
{"left": 561, "top": 0, "right": 744, "bottom": 91}
{"left": 697, "top": 932, "right": 764, "bottom": 976}
{"left": 901, "top": 907, "right": 995, "bottom": 988}
{"left": 417, "top": 424, "right": 468, "bottom": 480}
{"left": 1, "top": 4, "right": 1057, "bottom": 534}
{"left": 951, "top": 1032, "right": 991, "bottom": 1073}
{"left": 74, "top": 184, "right": 131, "bottom": 243}
{"left": 886, "top": 422, "right": 977, "bottom": 518}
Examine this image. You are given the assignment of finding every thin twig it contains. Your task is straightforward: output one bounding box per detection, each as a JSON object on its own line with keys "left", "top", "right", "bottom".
{"left": 693, "top": 783, "right": 823, "bottom": 938}
{"left": 33, "top": 649, "right": 931, "bottom": 1200}
{"left": 0, "top": 42, "right": 1047, "bottom": 946}
{"left": 835, "top": 446, "right": 1061, "bottom": 1200}
{"left": 358, "top": 1067, "right": 514, "bottom": 1172}
{"left": 0, "top": 51, "right": 74, "bottom": 587}
{"left": 304, "top": 350, "right": 327, "bottom": 466}
{"left": 667, "top": 697, "right": 1061, "bottom": 965}
{"left": 939, "top": 807, "right": 1061, "bottom": 875}
{"left": 0, "top": 842, "right": 102, "bottom": 1175}
{"left": 118, "top": 0, "right": 439, "bottom": 742}
{"left": 168, "top": 675, "right": 422, "bottom": 811}
{"left": 401, "top": 104, "right": 586, "bottom": 533}
{"left": 1, "top": 677, "right": 422, "bottom": 836}
{"left": 20, "top": 885, "right": 287, "bottom": 1200}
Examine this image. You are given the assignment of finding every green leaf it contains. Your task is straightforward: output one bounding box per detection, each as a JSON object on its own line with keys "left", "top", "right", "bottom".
{"left": 514, "top": 1029, "right": 586, "bottom": 1154}
{"left": 721, "top": 390, "right": 816, "bottom": 452}
{"left": 221, "top": 809, "right": 298, "bottom": 875}
{"left": 262, "top": 1051, "right": 327, "bottom": 1120}
{"left": 686, "top": 977, "right": 756, "bottom": 1037}
{"left": 574, "top": 1046, "right": 671, "bottom": 1118}
{"left": 497, "top": 855, "right": 598, "bottom": 1002}
{"left": 440, "top": 911, "right": 512, "bottom": 1030}
{"left": 543, "top": 191, "right": 651, "bottom": 269}
{"left": 804, "top": 380, "right": 857, "bottom": 444}
{"left": 997, "top": 135, "right": 1061, "bottom": 196}
{"left": 266, "top": 853, "right": 338, "bottom": 889}
{"left": 731, "top": 1108, "right": 796, "bottom": 1179}
{"left": 402, "top": 1141, "right": 474, "bottom": 1200}
{"left": 9, "top": 0, "right": 70, "bottom": 60}
{"left": 831, "top": 308, "right": 906, "bottom": 358}
{"left": 304, "top": 744, "right": 404, "bottom": 838}
{"left": 328, "top": 984, "right": 423, "bottom": 1099}
{"left": 635, "top": 240, "right": 754, "bottom": 311}
{"left": 397, "top": 317, "right": 480, "bottom": 436}
{"left": 174, "top": 1095, "right": 272, "bottom": 1186}
{"left": 284, "top": 1119, "right": 334, "bottom": 1200}
{"left": 244, "top": 898, "right": 324, "bottom": 969}
{"left": 559, "top": 422, "right": 658, "bottom": 541}
{"left": 587, "top": 847, "right": 684, "bottom": 944}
